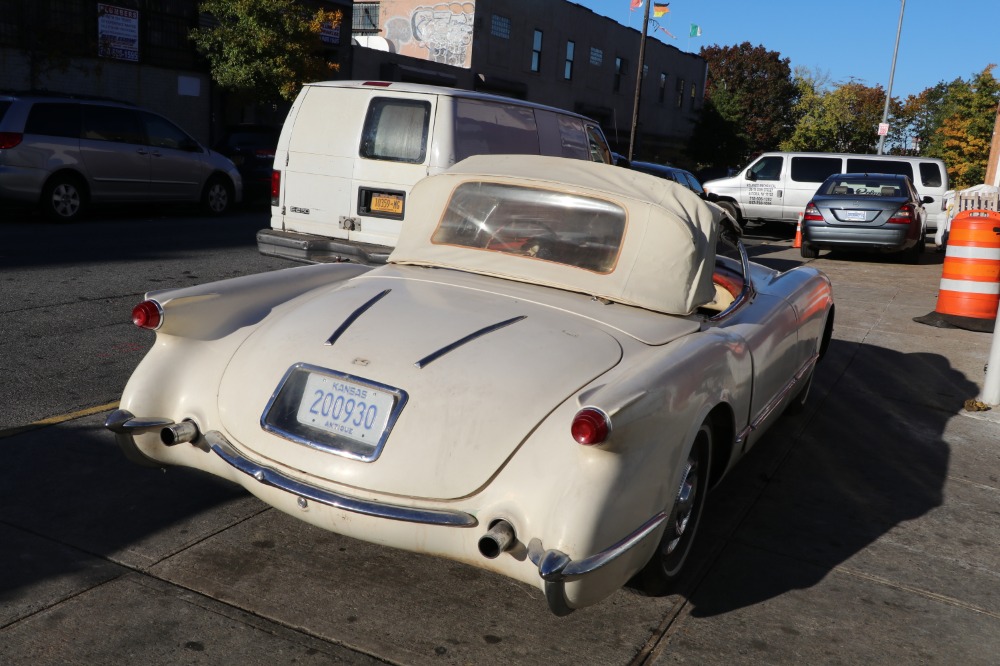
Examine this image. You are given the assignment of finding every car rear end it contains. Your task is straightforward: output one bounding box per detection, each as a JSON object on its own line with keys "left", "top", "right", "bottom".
{"left": 802, "top": 175, "right": 924, "bottom": 255}
{"left": 0, "top": 94, "right": 38, "bottom": 204}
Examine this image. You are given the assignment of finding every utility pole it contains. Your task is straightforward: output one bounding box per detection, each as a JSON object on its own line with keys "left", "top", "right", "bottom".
{"left": 877, "top": 0, "right": 905, "bottom": 155}
{"left": 628, "top": 0, "right": 652, "bottom": 162}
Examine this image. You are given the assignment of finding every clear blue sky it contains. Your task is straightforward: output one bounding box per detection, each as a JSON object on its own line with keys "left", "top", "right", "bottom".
{"left": 576, "top": 0, "right": 999, "bottom": 99}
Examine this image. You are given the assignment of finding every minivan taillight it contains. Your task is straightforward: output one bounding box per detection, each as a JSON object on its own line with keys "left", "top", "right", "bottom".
{"left": 0, "top": 132, "right": 22, "bottom": 149}
{"left": 803, "top": 202, "right": 823, "bottom": 222}
{"left": 271, "top": 170, "right": 281, "bottom": 206}
{"left": 888, "top": 204, "right": 916, "bottom": 224}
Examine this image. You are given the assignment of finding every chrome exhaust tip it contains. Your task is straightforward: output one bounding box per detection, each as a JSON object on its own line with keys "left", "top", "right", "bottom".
{"left": 160, "top": 420, "right": 199, "bottom": 446}
{"left": 478, "top": 520, "right": 516, "bottom": 559}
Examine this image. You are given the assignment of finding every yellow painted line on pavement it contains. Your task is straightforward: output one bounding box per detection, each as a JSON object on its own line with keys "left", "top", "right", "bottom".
{"left": 0, "top": 401, "right": 120, "bottom": 440}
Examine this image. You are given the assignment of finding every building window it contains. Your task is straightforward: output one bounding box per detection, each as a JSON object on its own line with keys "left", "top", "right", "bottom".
{"left": 564, "top": 41, "right": 575, "bottom": 80}
{"left": 690, "top": 82, "right": 697, "bottom": 108}
{"left": 589, "top": 47, "right": 603, "bottom": 66}
{"left": 353, "top": 2, "right": 380, "bottom": 35}
{"left": 491, "top": 14, "right": 510, "bottom": 39}
{"left": 676, "top": 78, "right": 685, "bottom": 108}
{"left": 531, "top": 30, "right": 543, "bottom": 72}
{"left": 659, "top": 73, "right": 667, "bottom": 103}
{"left": 614, "top": 57, "right": 627, "bottom": 93}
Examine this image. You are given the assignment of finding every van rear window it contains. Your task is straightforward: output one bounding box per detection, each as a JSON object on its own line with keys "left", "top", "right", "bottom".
{"left": 790, "top": 157, "right": 841, "bottom": 183}
{"left": 919, "top": 162, "right": 944, "bottom": 188}
{"left": 360, "top": 98, "right": 430, "bottom": 163}
{"left": 455, "top": 99, "right": 539, "bottom": 162}
{"left": 846, "top": 158, "right": 913, "bottom": 179}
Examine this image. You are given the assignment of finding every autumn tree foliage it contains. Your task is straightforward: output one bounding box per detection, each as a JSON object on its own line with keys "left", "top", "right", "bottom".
{"left": 189, "top": 0, "right": 343, "bottom": 102}
{"left": 692, "top": 42, "right": 798, "bottom": 166}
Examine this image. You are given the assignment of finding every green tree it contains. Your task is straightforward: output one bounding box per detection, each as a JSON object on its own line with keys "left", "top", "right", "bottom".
{"left": 698, "top": 42, "right": 799, "bottom": 161}
{"left": 782, "top": 82, "right": 892, "bottom": 154}
{"left": 189, "top": 0, "right": 343, "bottom": 103}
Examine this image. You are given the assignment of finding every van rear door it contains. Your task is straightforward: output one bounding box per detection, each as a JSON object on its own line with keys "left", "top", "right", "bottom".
{"left": 277, "top": 86, "right": 371, "bottom": 240}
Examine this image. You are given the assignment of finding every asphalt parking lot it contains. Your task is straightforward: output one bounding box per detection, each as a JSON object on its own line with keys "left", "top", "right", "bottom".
{"left": 2, "top": 237, "right": 999, "bottom": 665}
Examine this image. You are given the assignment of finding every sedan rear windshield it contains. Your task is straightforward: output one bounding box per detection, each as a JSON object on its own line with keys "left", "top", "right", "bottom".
{"left": 820, "top": 177, "right": 906, "bottom": 197}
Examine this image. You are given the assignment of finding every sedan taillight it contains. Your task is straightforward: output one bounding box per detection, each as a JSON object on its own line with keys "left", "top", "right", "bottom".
{"left": 0, "top": 132, "right": 23, "bottom": 149}
{"left": 803, "top": 202, "right": 823, "bottom": 221}
{"left": 888, "top": 203, "right": 916, "bottom": 224}
{"left": 132, "top": 300, "right": 163, "bottom": 330}
{"left": 271, "top": 170, "right": 281, "bottom": 206}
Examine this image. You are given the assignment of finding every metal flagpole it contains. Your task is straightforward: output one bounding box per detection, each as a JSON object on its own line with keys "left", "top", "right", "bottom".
{"left": 628, "top": 0, "right": 651, "bottom": 161}
{"left": 877, "top": 0, "right": 905, "bottom": 155}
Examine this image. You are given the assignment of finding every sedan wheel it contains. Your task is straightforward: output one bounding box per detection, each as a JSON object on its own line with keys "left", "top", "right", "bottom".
{"left": 637, "top": 422, "right": 713, "bottom": 596}
{"left": 800, "top": 243, "right": 819, "bottom": 259}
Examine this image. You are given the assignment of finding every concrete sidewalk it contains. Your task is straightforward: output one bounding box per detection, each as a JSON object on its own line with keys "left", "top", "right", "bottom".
{"left": 1, "top": 244, "right": 998, "bottom": 665}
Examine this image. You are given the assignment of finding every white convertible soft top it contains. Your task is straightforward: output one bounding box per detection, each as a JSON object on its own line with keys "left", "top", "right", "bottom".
{"left": 388, "top": 155, "right": 724, "bottom": 315}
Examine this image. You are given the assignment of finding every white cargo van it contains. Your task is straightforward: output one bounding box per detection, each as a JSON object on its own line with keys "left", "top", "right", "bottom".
{"left": 260, "top": 81, "right": 613, "bottom": 264}
{"left": 703, "top": 152, "right": 949, "bottom": 231}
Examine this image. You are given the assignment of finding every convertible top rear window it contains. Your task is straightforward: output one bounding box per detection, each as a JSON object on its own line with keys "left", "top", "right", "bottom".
{"left": 430, "top": 182, "right": 626, "bottom": 273}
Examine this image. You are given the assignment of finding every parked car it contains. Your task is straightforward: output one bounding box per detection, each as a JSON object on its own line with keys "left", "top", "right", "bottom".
{"left": 628, "top": 161, "right": 707, "bottom": 197}
{"left": 106, "top": 156, "right": 834, "bottom": 615}
{"left": 0, "top": 92, "right": 242, "bottom": 221}
{"left": 213, "top": 124, "right": 279, "bottom": 204}
{"left": 800, "top": 172, "right": 932, "bottom": 263}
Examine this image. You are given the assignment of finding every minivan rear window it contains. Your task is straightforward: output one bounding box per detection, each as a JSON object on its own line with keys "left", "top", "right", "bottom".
{"left": 25, "top": 103, "right": 82, "bottom": 138}
{"left": 360, "top": 98, "right": 430, "bottom": 163}
{"left": 790, "top": 156, "right": 841, "bottom": 183}
{"left": 846, "top": 158, "right": 913, "bottom": 179}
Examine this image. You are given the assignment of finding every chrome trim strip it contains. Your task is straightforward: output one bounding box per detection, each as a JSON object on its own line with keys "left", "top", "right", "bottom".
{"left": 325, "top": 289, "right": 391, "bottom": 346}
{"left": 205, "top": 430, "right": 478, "bottom": 528}
{"left": 414, "top": 315, "right": 527, "bottom": 369}
{"left": 735, "top": 353, "right": 818, "bottom": 447}
{"left": 526, "top": 510, "right": 667, "bottom": 583}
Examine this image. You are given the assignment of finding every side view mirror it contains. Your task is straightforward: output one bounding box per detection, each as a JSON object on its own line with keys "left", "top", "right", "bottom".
{"left": 179, "top": 138, "right": 202, "bottom": 153}
{"left": 745, "top": 171, "right": 757, "bottom": 182}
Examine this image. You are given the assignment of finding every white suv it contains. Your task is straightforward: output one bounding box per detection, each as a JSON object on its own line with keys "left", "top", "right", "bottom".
{"left": 0, "top": 93, "right": 242, "bottom": 221}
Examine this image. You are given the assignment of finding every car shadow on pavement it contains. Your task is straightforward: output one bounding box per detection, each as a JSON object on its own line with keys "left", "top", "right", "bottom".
{"left": 677, "top": 339, "right": 970, "bottom": 618}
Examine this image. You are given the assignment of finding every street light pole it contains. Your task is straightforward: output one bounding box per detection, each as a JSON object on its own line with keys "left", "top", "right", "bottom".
{"left": 877, "top": 0, "right": 906, "bottom": 155}
{"left": 628, "top": 0, "right": 651, "bottom": 161}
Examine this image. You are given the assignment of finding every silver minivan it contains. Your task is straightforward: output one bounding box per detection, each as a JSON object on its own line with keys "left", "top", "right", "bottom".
{"left": 0, "top": 93, "right": 242, "bottom": 221}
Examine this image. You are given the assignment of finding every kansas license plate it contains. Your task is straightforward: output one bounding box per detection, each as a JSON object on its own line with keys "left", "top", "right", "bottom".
{"left": 296, "top": 372, "right": 396, "bottom": 446}
{"left": 844, "top": 210, "right": 868, "bottom": 222}
{"left": 370, "top": 193, "right": 404, "bottom": 215}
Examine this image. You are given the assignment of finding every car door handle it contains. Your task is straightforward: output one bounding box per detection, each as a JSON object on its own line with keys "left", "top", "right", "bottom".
{"left": 136, "top": 148, "right": 149, "bottom": 156}
{"left": 776, "top": 190, "right": 782, "bottom": 198}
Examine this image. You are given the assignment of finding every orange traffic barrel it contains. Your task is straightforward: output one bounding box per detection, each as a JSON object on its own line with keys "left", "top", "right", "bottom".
{"left": 935, "top": 210, "right": 1000, "bottom": 318}
{"left": 915, "top": 209, "right": 1000, "bottom": 331}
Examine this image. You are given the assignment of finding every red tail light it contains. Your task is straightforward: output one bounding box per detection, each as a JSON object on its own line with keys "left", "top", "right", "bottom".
{"left": 132, "top": 300, "right": 163, "bottom": 330}
{"left": 271, "top": 170, "right": 281, "bottom": 206}
{"left": 888, "top": 203, "right": 916, "bottom": 224}
{"left": 0, "top": 132, "right": 23, "bottom": 149}
{"left": 803, "top": 202, "right": 823, "bottom": 222}
{"left": 571, "top": 407, "right": 611, "bottom": 445}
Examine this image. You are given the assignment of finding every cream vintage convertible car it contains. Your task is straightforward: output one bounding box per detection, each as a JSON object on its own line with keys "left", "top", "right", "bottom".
{"left": 106, "top": 155, "right": 834, "bottom": 615}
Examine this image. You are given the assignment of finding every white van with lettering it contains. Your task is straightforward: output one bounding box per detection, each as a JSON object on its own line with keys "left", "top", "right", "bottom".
{"left": 703, "top": 152, "right": 949, "bottom": 231}
{"left": 260, "top": 81, "right": 613, "bottom": 264}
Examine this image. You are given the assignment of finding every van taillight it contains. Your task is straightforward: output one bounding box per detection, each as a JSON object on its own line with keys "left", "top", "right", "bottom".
{"left": 0, "top": 132, "right": 22, "bottom": 149}
{"left": 271, "top": 170, "right": 281, "bottom": 206}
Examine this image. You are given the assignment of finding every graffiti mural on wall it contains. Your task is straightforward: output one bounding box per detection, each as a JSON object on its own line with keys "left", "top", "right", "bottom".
{"left": 380, "top": 1, "right": 476, "bottom": 69}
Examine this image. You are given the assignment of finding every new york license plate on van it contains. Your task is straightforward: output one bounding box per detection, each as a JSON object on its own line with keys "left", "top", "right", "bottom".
{"left": 360, "top": 188, "right": 405, "bottom": 219}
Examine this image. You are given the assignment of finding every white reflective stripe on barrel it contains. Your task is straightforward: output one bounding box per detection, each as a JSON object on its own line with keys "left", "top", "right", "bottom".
{"left": 943, "top": 245, "right": 1000, "bottom": 260}
{"left": 939, "top": 278, "right": 1000, "bottom": 294}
